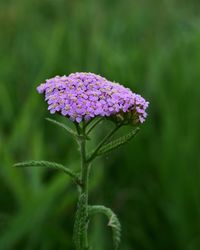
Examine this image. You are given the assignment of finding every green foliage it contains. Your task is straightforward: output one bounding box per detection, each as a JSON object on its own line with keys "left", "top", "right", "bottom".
{"left": 97, "top": 127, "right": 140, "bottom": 157}
{"left": 14, "top": 160, "right": 80, "bottom": 185}
{"left": 0, "top": 174, "right": 74, "bottom": 250}
{"left": 88, "top": 205, "right": 121, "bottom": 250}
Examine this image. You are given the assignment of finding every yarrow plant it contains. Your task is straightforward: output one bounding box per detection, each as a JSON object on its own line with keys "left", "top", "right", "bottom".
{"left": 15, "top": 72, "right": 149, "bottom": 250}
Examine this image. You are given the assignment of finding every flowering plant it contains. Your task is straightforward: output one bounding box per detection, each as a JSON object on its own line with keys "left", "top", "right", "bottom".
{"left": 15, "top": 72, "right": 149, "bottom": 250}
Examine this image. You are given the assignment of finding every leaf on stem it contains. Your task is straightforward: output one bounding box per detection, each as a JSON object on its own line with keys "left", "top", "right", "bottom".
{"left": 88, "top": 205, "right": 121, "bottom": 249}
{"left": 14, "top": 161, "right": 80, "bottom": 185}
{"left": 96, "top": 127, "right": 140, "bottom": 156}
{"left": 46, "top": 117, "right": 77, "bottom": 137}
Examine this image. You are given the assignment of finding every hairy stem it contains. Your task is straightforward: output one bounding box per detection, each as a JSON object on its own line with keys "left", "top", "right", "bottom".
{"left": 75, "top": 124, "right": 89, "bottom": 250}
{"left": 74, "top": 122, "right": 122, "bottom": 249}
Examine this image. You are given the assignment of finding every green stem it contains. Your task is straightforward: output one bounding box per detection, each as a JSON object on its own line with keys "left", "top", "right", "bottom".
{"left": 86, "top": 117, "right": 104, "bottom": 135}
{"left": 76, "top": 124, "right": 90, "bottom": 249}
{"left": 87, "top": 124, "right": 122, "bottom": 163}
{"left": 74, "top": 122, "right": 121, "bottom": 250}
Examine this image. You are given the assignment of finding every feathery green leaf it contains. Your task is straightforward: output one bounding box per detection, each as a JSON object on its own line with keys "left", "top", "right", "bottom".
{"left": 88, "top": 205, "right": 121, "bottom": 249}
{"left": 97, "top": 127, "right": 140, "bottom": 156}
{"left": 14, "top": 161, "right": 80, "bottom": 185}
{"left": 46, "top": 117, "right": 77, "bottom": 137}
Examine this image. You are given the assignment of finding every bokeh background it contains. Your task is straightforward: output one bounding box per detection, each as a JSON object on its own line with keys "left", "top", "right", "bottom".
{"left": 1, "top": 0, "right": 200, "bottom": 249}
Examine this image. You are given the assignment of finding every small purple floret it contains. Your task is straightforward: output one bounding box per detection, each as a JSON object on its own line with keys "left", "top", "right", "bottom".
{"left": 37, "top": 72, "right": 149, "bottom": 123}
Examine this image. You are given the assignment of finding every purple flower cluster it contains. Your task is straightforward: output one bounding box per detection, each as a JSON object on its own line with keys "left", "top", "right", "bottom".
{"left": 37, "top": 72, "right": 149, "bottom": 123}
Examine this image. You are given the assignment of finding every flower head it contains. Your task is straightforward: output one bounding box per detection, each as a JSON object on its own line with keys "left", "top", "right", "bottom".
{"left": 37, "top": 72, "right": 149, "bottom": 124}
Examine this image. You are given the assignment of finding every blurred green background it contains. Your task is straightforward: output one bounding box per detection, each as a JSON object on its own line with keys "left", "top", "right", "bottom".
{"left": 1, "top": 0, "right": 200, "bottom": 249}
